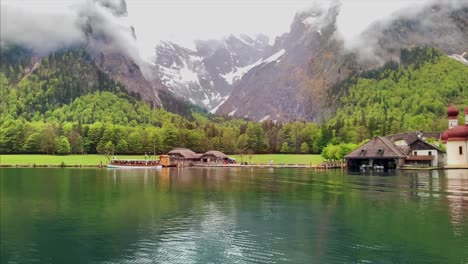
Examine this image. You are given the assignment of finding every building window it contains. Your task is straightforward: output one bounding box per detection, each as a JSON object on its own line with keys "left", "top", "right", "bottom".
{"left": 428, "top": 151, "right": 432, "bottom": 156}
{"left": 414, "top": 151, "right": 417, "bottom": 156}
{"left": 460, "top": 146, "right": 463, "bottom": 155}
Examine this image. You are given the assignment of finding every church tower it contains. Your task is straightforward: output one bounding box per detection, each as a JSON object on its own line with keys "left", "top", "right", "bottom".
{"left": 447, "top": 105, "right": 459, "bottom": 129}
{"left": 465, "top": 106, "right": 468, "bottom": 125}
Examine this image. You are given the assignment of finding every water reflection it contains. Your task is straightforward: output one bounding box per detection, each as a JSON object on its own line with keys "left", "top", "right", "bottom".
{"left": 1, "top": 168, "right": 467, "bottom": 263}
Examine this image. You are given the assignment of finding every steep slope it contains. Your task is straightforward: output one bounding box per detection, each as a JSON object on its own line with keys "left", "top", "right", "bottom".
{"left": 327, "top": 47, "right": 468, "bottom": 140}
{"left": 217, "top": 3, "right": 351, "bottom": 122}
{"left": 154, "top": 34, "right": 271, "bottom": 110}
{"left": 0, "top": 47, "right": 143, "bottom": 121}
{"left": 82, "top": 0, "right": 163, "bottom": 106}
{"left": 216, "top": 2, "right": 467, "bottom": 122}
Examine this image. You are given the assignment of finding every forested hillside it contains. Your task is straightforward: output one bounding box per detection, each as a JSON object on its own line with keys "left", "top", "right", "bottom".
{"left": 0, "top": 47, "right": 326, "bottom": 155}
{"left": 327, "top": 47, "right": 468, "bottom": 142}
{"left": 1, "top": 47, "right": 466, "bottom": 157}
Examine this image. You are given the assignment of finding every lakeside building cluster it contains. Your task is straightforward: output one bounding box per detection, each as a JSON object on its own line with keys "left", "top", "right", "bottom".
{"left": 345, "top": 105, "right": 468, "bottom": 169}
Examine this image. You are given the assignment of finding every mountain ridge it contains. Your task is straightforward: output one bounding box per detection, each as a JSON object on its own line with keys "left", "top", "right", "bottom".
{"left": 214, "top": 2, "right": 467, "bottom": 122}
{"left": 154, "top": 34, "right": 271, "bottom": 111}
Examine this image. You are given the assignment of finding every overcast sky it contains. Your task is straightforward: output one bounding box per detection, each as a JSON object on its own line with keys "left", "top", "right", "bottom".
{"left": 2, "top": 0, "right": 431, "bottom": 60}
{"left": 126, "top": 0, "right": 430, "bottom": 56}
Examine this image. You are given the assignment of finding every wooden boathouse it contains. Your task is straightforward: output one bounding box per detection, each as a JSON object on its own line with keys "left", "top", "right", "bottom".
{"left": 345, "top": 132, "right": 444, "bottom": 169}
{"left": 345, "top": 137, "right": 407, "bottom": 169}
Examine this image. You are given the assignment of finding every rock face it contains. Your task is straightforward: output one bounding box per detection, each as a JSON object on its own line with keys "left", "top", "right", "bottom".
{"left": 87, "top": 41, "right": 163, "bottom": 106}
{"left": 214, "top": 2, "right": 468, "bottom": 122}
{"left": 217, "top": 3, "right": 350, "bottom": 122}
{"left": 83, "top": 0, "right": 163, "bottom": 106}
{"left": 154, "top": 34, "right": 271, "bottom": 111}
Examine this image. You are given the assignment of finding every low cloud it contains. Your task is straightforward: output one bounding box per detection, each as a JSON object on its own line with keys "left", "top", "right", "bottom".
{"left": 0, "top": 4, "right": 86, "bottom": 54}
{"left": 337, "top": 0, "right": 468, "bottom": 63}
{"left": 0, "top": 0, "right": 142, "bottom": 63}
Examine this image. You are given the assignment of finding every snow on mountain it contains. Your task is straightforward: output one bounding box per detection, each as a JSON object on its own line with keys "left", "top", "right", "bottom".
{"left": 221, "top": 59, "right": 261, "bottom": 85}
{"left": 215, "top": 1, "right": 468, "bottom": 122}
{"left": 263, "top": 49, "right": 285, "bottom": 63}
{"left": 221, "top": 49, "right": 286, "bottom": 85}
{"left": 449, "top": 52, "right": 468, "bottom": 66}
{"left": 154, "top": 34, "right": 271, "bottom": 111}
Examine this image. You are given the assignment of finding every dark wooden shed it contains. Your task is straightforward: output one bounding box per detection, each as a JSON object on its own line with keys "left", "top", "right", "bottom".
{"left": 345, "top": 137, "right": 407, "bottom": 169}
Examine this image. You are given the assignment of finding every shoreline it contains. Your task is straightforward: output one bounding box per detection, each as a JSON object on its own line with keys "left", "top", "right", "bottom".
{"left": 0, "top": 164, "right": 103, "bottom": 168}
{"left": 2, "top": 164, "right": 464, "bottom": 170}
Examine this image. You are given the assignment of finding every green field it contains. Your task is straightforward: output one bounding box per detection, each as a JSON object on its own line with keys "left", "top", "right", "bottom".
{"left": 0, "top": 154, "right": 324, "bottom": 166}
{"left": 0, "top": 154, "right": 149, "bottom": 166}
{"left": 230, "top": 154, "right": 324, "bottom": 165}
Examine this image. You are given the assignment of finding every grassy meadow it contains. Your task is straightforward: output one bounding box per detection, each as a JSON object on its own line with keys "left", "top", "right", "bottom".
{"left": 0, "top": 154, "right": 148, "bottom": 166}
{"left": 230, "top": 154, "right": 324, "bottom": 165}
{"left": 1, "top": 154, "right": 324, "bottom": 166}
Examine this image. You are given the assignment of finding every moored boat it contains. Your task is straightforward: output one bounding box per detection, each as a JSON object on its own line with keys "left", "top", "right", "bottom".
{"left": 108, "top": 158, "right": 162, "bottom": 169}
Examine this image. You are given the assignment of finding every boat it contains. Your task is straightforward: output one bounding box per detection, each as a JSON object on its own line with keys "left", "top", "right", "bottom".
{"left": 107, "top": 158, "right": 162, "bottom": 169}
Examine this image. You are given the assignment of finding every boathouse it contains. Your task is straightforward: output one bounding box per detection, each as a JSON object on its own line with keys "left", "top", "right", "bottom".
{"left": 200, "top": 150, "right": 228, "bottom": 163}
{"left": 167, "top": 148, "right": 202, "bottom": 162}
{"left": 345, "top": 137, "right": 407, "bottom": 169}
{"left": 346, "top": 131, "right": 444, "bottom": 169}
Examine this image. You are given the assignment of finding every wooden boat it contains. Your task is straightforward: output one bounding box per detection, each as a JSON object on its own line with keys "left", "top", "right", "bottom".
{"left": 108, "top": 158, "right": 162, "bottom": 169}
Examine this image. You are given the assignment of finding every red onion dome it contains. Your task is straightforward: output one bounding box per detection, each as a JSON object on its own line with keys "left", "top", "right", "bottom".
{"left": 447, "top": 104, "right": 459, "bottom": 118}
{"left": 445, "top": 125, "right": 468, "bottom": 141}
{"left": 441, "top": 130, "right": 449, "bottom": 142}
{"left": 465, "top": 106, "right": 468, "bottom": 115}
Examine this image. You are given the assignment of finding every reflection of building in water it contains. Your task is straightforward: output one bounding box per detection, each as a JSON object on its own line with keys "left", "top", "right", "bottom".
{"left": 402, "top": 170, "right": 441, "bottom": 198}
{"left": 159, "top": 168, "right": 171, "bottom": 191}
{"left": 405, "top": 169, "right": 467, "bottom": 236}
{"left": 443, "top": 170, "right": 468, "bottom": 236}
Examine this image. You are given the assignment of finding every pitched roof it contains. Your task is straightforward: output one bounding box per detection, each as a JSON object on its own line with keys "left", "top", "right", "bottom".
{"left": 409, "top": 138, "right": 445, "bottom": 153}
{"left": 201, "top": 150, "right": 227, "bottom": 158}
{"left": 168, "top": 148, "right": 202, "bottom": 159}
{"left": 345, "top": 137, "right": 406, "bottom": 159}
{"left": 386, "top": 132, "right": 441, "bottom": 145}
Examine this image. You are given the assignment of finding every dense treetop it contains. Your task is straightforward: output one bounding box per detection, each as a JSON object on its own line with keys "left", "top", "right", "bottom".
{"left": 1, "top": 46, "right": 466, "bottom": 157}
{"left": 328, "top": 47, "right": 468, "bottom": 141}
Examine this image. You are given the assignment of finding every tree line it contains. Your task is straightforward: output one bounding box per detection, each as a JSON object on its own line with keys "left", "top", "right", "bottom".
{"left": 1, "top": 46, "right": 467, "bottom": 159}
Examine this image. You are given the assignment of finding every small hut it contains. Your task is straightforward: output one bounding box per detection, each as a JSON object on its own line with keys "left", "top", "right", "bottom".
{"left": 167, "top": 148, "right": 202, "bottom": 164}
{"left": 200, "top": 150, "right": 228, "bottom": 163}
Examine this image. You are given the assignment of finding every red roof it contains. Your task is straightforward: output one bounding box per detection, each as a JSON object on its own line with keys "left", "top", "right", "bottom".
{"left": 441, "top": 130, "right": 449, "bottom": 142}
{"left": 447, "top": 104, "right": 459, "bottom": 118}
{"left": 443, "top": 125, "right": 468, "bottom": 142}
{"left": 465, "top": 106, "right": 468, "bottom": 115}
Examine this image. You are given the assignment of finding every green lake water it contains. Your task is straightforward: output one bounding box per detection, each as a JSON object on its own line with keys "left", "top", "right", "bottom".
{"left": 1, "top": 168, "right": 467, "bottom": 264}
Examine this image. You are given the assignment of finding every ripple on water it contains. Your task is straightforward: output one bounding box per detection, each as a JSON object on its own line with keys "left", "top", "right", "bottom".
{"left": 2, "top": 168, "right": 468, "bottom": 264}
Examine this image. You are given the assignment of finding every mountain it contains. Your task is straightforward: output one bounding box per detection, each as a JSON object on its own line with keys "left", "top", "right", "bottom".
{"left": 154, "top": 34, "right": 271, "bottom": 111}
{"left": 82, "top": 0, "right": 164, "bottom": 107}
{"left": 214, "top": 2, "right": 468, "bottom": 122}
{"left": 0, "top": 0, "right": 165, "bottom": 108}
{"left": 216, "top": 3, "right": 350, "bottom": 122}
{"left": 328, "top": 47, "right": 468, "bottom": 142}
{"left": 358, "top": 3, "right": 468, "bottom": 64}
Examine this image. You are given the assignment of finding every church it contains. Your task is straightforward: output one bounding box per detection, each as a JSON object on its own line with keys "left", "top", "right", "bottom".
{"left": 441, "top": 105, "right": 468, "bottom": 168}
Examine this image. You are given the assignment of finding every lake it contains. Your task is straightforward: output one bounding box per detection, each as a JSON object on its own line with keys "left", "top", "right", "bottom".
{"left": 1, "top": 168, "right": 467, "bottom": 263}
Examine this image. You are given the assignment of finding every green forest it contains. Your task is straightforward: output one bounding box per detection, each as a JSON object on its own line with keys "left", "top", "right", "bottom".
{"left": 328, "top": 47, "right": 468, "bottom": 141}
{"left": 1, "top": 46, "right": 467, "bottom": 159}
